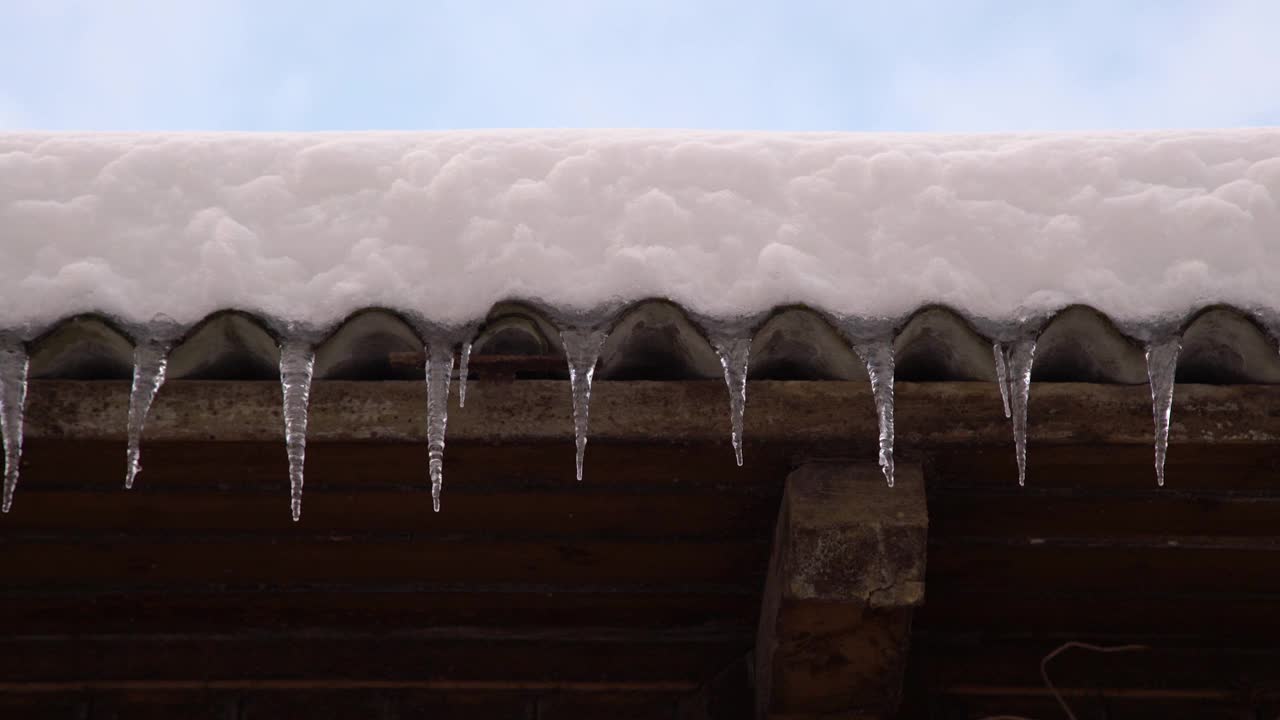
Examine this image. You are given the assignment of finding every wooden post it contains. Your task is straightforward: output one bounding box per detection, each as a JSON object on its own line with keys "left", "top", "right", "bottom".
{"left": 755, "top": 463, "right": 927, "bottom": 719}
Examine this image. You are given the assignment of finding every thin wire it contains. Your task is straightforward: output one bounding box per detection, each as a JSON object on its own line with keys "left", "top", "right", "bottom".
{"left": 975, "top": 641, "right": 1150, "bottom": 720}
{"left": 1041, "top": 641, "right": 1148, "bottom": 720}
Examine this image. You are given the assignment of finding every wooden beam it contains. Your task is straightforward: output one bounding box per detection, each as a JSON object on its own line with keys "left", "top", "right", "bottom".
{"left": 907, "top": 636, "right": 1280, "bottom": 705}
{"left": 0, "top": 628, "right": 739, "bottom": 687}
{"left": 755, "top": 463, "right": 927, "bottom": 720}
{"left": 677, "top": 654, "right": 753, "bottom": 720}
{"left": 23, "top": 380, "right": 1280, "bottom": 445}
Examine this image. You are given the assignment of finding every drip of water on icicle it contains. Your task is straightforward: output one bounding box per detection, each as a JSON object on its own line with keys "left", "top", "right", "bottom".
{"left": 457, "top": 340, "right": 473, "bottom": 408}
{"left": 1145, "top": 337, "right": 1181, "bottom": 487}
{"left": 561, "top": 326, "right": 608, "bottom": 482}
{"left": 279, "top": 339, "right": 316, "bottom": 522}
{"left": 995, "top": 339, "right": 1037, "bottom": 486}
{"left": 0, "top": 338, "right": 29, "bottom": 513}
{"left": 424, "top": 341, "right": 454, "bottom": 512}
{"left": 992, "top": 343, "right": 1012, "bottom": 418}
{"left": 854, "top": 339, "right": 896, "bottom": 487}
{"left": 125, "top": 340, "right": 171, "bottom": 489}
{"left": 710, "top": 334, "right": 751, "bottom": 467}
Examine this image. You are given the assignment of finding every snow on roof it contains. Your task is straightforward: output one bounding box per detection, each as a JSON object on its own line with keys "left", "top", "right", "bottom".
{"left": 1, "top": 129, "right": 1278, "bottom": 332}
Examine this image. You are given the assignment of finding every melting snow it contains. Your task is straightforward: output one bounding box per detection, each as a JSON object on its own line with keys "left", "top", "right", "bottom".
{"left": 1, "top": 129, "right": 1277, "bottom": 505}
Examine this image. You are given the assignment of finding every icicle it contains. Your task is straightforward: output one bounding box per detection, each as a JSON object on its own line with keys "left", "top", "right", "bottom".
{"left": 458, "top": 340, "right": 472, "bottom": 408}
{"left": 279, "top": 340, "right": 315, "bottom": 522}
{"left": 1, "top": 339, "right": 29, "bottom": 513}
{"left": 1005, "top": 339, "right": 1037, "bottom": 486}
{"left": 1146, "top": 337, "right": 1181, "bottom": 487}
{"left": 124, "top": 340, "right": 170, "bottom": 489}
{"left": 992, "top": 342, "right": 1012, "bottom": 419}
{"left": 561, "top": 327, "right": 607, "bottom": 482}
{"left": 710, "top": 336, "right": 751, "bottom": 467}
{"left": 425, "top": 342, "right": 455, "bottom": 512}
{"left": 854, "top": 340, "right": 896, "bottom": 487}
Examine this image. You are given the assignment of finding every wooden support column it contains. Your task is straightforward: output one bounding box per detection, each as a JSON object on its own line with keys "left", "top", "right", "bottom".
{"left": 755, "top": 463, "right": 927, "bottom": 720}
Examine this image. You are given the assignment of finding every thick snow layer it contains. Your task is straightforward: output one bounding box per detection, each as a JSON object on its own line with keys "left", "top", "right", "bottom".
{"left": 1, "top": 130, "right": 1278, "bottom": 332}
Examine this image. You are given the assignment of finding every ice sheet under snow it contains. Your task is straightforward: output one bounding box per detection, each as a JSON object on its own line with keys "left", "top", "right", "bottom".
{"left": 1, "top": 129, "right": 1278, "bottom": 332}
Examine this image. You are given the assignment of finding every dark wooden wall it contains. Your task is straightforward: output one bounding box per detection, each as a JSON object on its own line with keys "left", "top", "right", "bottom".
{"left": 1, "top": 436, "right": 776, "bottom": 719}
{"left": 2, "top": 379, "right": 1278, "bottom": 718}
{"left": 905, "top": 442, "right": 1280, "bottom": 719}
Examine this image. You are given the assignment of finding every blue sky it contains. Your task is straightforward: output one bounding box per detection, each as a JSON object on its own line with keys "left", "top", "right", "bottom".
{"left": 2, "top": 0, "right": 1278, "bottom": 132}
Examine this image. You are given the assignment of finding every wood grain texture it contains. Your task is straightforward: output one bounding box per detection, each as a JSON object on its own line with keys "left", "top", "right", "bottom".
{"left": 23, "top": 380, "right": 1280, "bottom": 445}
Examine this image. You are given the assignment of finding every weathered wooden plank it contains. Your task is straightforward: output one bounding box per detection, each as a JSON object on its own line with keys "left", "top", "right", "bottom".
{"left": 87, "top": 690, "right": 238, "bottom": 720}
{"left": 390, "top": 691, "right": 536, "bottom": 720}
{"left": 910, "top": 636, "right": 1280, "bottom": 699}
{"left": 927, "top": 443, "right": 1280, "bottom": 491}
{"left": 0, "top": 689, "right": 689, "bottom": 720}
{"left": 756, "top": 463, "right": 927, "bottom": 720}
{"left": 928, "top": 539, "right": 1280, "bottom": 594}
{"left": 0, "top": 588, "right": 756, "bottom": 635}
{"left": 537, "top": 692, "right": 678, "bottom": 720}
{"left": 0, "top": 630, "right": 744, "bottom": 686}
{"left": 0, "top": 489, "right": 776, "bottom": 538}
{"left": 0, "top": 536, "right": 767, "bottom": 588}
{"left": 23, "top": 380, "right": 1280, "bottom": 445}
{"left": 15, "top": 440, "right": 790, "bottom": 492}
{"left": 676, "top": 655, "right": 752, "bottom": 720}
{"left": 916, "top": 588, "right": 1280, "bottom": 639}
{"left": 0, "top": 695, "right": 89, "bottom": 720}
{"left": 908, "top": 695, "right": 1270, "bottom": 720}
{"left": 238, "top": 690, "right": 390, "bottom": 720}
{"left": 930, "top": 491, "right": 1280, "bottom": 539}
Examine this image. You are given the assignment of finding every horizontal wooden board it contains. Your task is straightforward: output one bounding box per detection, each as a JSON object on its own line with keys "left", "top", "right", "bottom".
{"left": 0, "top": 630, "right": 746, "bottom": 686}
{"left": 376, "top": 691, "right": 539, "bottom": 720}
{"left": 14, "top": 440, "right": 792, "bottom": 493}
{"left": 909, "top": 635, "right": 1280, "bottom": 697}
{"left": 0, "top": 696, "right": 89, "bottom": 720}
{"left": 0, "top": 588, "right": 757, "bottom": 635}
{"left": 536, "top": 692, "right": 678, "bottom": 720}
{"left": 23, "top": 380, "right": 1280, "bottom": 445}
{"left": 903, "top": 694, "right": 1275, "bottom": 720}
{"left": 0, "top": 689, "right": 695, "bottom": 720}
{"left": 77, "top": 690, "right": 238, "bottom": 720}
{"left": 0, "top": 489, "right": 777, "bottom": 539}
{"left": 928, "top": 538, "right": 1280, "bottom": 594}
{"left": 930, "top": 491, "right": 1280, "bottom": 539}
{"left": 915, "top": 588, "right": 1280, "bottom": 642}
{"left": 927, "top": 443, "right": 1280, "bottom": 491}
{"left": 0, "top": 536, "right": 768, "bottom": 589}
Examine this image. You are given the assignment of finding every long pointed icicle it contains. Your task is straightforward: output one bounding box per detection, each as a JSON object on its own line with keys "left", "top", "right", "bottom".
{"left": 1005, "top": 339, "right": 1037, "bottom": 486}
{"left": 458, "top": 340, "right": 473, "bottom": 408}
{"left": 711, "top": 336, "right": 751, "bottom": 467}
{"left": 1146, "top": 337, "right": 1181, "bottom": 487}
{"left": 279, "top": 340, "right": 315, "bottom": 522}
{"left": 561, "top": 327, "right": 607, "bottom": 482}
{"left": 125, "top": 340, "right": 170, "bottom": 489}
{"left": 1, "top": 340, "right": 30, "bottom": 513}
{"left": 855, "top": 339, "right": 896, "bottom": 487}
{"left": 425, "top": 342, "right": 455, "bottom": 512}
{"left": 992, "top": 342, "right": 1012, "bottom": 418}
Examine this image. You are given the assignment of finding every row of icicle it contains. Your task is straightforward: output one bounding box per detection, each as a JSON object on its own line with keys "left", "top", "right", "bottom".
{"left": 0, "top": 325, "right": 1189, "bottom": 518}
